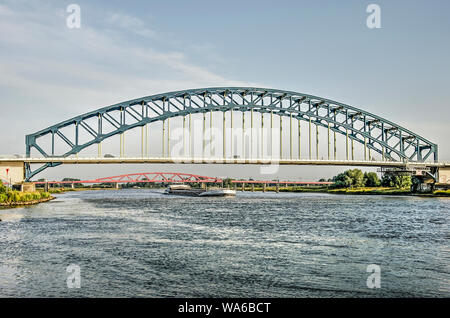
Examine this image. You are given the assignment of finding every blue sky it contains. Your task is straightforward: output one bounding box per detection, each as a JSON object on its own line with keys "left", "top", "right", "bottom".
{"left": 0, "top": 0, "right": 449, "bottom": 180}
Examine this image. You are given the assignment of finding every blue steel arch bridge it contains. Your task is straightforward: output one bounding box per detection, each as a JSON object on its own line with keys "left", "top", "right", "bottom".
{"left": 5, "top": 87, "right": 446, "bottom": 184}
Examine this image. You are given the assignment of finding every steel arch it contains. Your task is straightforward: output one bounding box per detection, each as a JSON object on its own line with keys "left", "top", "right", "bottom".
{"left": 25, "top": 87, "right": 438, "bottom": 179}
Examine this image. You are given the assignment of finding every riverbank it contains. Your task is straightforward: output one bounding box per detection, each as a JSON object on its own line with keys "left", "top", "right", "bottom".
{"left": 0, "top": 195, "right": 55, "bottom": 209}
{"left": 42, "top": 186, "right": 450, "bottom": 197}
{"left": 238, "top": 186, "right": 450, "bottom": 197}
{"left": 0, "top": 182, "right": 54, "bottom": 208}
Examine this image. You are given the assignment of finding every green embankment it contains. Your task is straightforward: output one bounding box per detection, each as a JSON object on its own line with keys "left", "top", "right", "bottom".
{"left": 238, "top": 186, "right": 412, "bottom": 195}
{"left": 239, "top": 186, "right": 450, "bottom": 196}
{"left": 433, "top": 189, "right": 450, "bottom": 196}
{"left": 0, "top": 190, "right": 52, "bottom": 205}
{"left": 0, "top": 181, "right": 52, "bottom": 206}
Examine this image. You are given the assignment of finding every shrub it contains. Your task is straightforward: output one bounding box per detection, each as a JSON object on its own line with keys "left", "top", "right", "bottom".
{"left": 41, "top": 192, "right": 50, "bottom": 199}
{"left": 21, "top": 193, "right": 33, "bottom": 202}
{"left": 0, "top": 193, "right": 7, "bottom": 203}
{"left": 7, "top": 190, "right": 21, "bottom": 202}
{"left": 0, "top": 182, "right": 6, "bottom": 194}
{"left": 31, "top": 192, "right": 41, "bottom": 200}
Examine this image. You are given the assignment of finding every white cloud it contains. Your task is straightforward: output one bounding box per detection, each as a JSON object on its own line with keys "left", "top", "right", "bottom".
{"left": 0, "top": 2, "right": 261, "bottom": 157}
{"left": 106, "top": 12, "right": 156, "bottom": 38}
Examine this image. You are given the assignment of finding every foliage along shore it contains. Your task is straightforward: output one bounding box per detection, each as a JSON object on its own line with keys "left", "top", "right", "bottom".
{"left": 0, "top": 195, "right": 55, "bottom": 208}
{"left": 280, "top": 186, "right": 450, "bottom": 196}
{"left": 0, "top": 182, "right": 53, "bottom": 207}
{"left": 237, "top": 186, "right": 449, "bottom": 196}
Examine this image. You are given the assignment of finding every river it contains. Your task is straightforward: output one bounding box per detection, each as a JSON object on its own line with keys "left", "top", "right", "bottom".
{"left": 0, "top": 189, "right": 448, "bottom": 297}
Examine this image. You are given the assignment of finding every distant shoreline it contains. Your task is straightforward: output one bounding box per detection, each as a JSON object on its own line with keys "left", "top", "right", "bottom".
{"left": 44, "top": 186, "right": 450, "bottom": 198}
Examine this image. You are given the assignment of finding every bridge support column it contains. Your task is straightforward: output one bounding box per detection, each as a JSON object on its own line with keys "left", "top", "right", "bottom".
{"left": 44, "top": 182, "right": 49, "bottom": 193}
{"left": 438, "top": 167, "right": 450, "bottom": 186}
{"left": 276, "top": 183, "right": 279, "bottom": 193}
{"left": 251, "top": 183, "right": 255, "bottom": 192}
{"left": 263, "top": 183, "right": 266, "bottom": 192}
{"left": 114, "top": 182, "right": 119, "bottom": 189}
{"left": 20, "top": 182, "right": 36, "bottom": 192}
{"left": 242, "top": 182, "right": 245, "bottom": 192}
{"left": 71, "top": 182, "right": 75, "bottom": 189}
{"left": 234, "top": 183, "right": 237, "bottom": 191}
{"left": 0, "top": 161, "right": 25, "bottom": 185}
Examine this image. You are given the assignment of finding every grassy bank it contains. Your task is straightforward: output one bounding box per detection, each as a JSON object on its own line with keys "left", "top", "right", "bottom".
{"left": 244, "top": 186, "right": 450, "bottom": 197}
{"left": 432, "top": 189, "right": 450, "bottom": 196}
{"left": 0, "top": 190, "right": 53, "bottom": 206}
{"left": 327, "top": 187, "right": 411, "bottom": 195}
{"left": 236, "top": 186, "right": 411, "bottom": 194}
{"left": 236, "top": 186, "right": 450, "bottom": 196}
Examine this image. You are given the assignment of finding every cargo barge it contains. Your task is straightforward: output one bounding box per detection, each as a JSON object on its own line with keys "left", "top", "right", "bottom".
{"left": 164, "top": 184, "right": 236, "bottom": 197}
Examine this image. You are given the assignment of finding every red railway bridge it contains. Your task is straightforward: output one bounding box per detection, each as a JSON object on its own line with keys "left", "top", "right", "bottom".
{"left": 31, "top": 172, "right": 333, "bottom": 189}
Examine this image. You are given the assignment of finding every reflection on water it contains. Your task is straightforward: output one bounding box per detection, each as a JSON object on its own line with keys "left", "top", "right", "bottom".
{"left": 0, "top": 189, "right": 449, "bottom": 297}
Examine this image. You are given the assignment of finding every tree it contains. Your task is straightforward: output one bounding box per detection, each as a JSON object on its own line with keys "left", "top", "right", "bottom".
{"left": 347, "top": 169, "right": 364, "bottom": 187}
{"left": 381, "top": 174, "right": 412, "bottom": 189}
{"left": 333, "top": 172, "right": 353, "bottom": 188}
{"left": 363, "top": 172, "right": 381, "bottom": 187}
{"left": 332, "top": 169, "right": 367, "bottom": 188}
{"left": 396, "top": 175, "right": 412, "bottom": 189}
{"left": 223, "top": 178, "right": 233, "bottom": 188}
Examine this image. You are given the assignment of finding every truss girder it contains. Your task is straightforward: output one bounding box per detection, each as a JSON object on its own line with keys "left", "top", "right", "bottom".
{"left": 25, "top": 87, "right": 438, "bottom": 179}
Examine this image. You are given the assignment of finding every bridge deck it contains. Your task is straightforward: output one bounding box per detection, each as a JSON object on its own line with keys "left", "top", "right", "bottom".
{"left": 1, "top": 157, "right": 449, "bottom": 168}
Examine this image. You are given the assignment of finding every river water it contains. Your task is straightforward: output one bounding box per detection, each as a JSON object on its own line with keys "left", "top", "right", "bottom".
{"left": 0, "top": 189, "right": 448, "bottom": 297}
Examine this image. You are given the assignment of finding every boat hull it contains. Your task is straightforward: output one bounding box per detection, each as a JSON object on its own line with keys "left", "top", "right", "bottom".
{"left": 198, "top": 189, "right": 236, "bottom": 197}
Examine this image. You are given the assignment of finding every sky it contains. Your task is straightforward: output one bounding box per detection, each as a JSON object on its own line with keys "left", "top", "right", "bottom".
{"left": 0, "top": 0, "right": 449, "bottom": 181}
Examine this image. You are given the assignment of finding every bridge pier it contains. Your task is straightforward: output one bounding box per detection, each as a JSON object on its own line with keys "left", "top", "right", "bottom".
{"left": 20, "top": 182, "right": 36, "bottom": 192}
{"left": 251, "top": 183, "right": 255, "bottom": 192}
{"left": 437, "top": 167, "right": 450, "bottom": 189}
{"left": 0, "top": 161, "right": 25, "bottom": 185}
{"left": 242, "top": 182, "right": 245, "bottom": 192}
{"left": 263, "top": 183, "right": 266, "bottom": 192}
{"left": 276, "top": 183, "right": 279, "bottom": 193}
